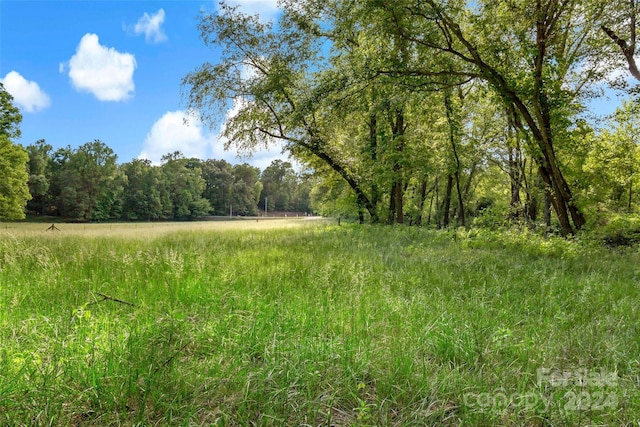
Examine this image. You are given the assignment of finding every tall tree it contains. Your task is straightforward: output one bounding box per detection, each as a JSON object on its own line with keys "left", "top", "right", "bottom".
{"left": 183, "top": 3, "right": 379, "bottom": 222}
{"left": 260, "top": 159, "right": 297, "bottom": 212}
{"left": 201, "top": 159, "right": 235, "bottom": 215}
{"left": 232, "top": 163, "right": 261, "bottom": 215}
{"left": 25, "top": 139, "right": 52, "bottom": 215}
{"left": 160, "top": 153, "right": 211, "bottom": 220}
{"left": 120, "top": 159, "right": 170, "bottom": 220}
{"left": 364, "top": 0, "right": 610, "bottom": 234}
{"left": 0, "top": 83, "right": 30, "bottom": 220}
{"left": 52, "top": 141, "right": 123, "bottom": 220}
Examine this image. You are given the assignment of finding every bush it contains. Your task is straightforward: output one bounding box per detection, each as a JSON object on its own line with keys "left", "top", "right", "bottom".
{"left": 581, "top": 214, "right": 640, "bottom": 248}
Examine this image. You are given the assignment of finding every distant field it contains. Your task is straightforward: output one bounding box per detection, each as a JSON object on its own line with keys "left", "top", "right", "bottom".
{"left": 0, "top": 217, "right": 327, "bottom": 238}
{"left": 0, "top": 222, "right": 638, "bottom": 425}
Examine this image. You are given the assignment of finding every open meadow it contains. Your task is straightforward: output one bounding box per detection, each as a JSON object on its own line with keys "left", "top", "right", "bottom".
{"left": 1, "top": 220, "right": 639, "bottom": 426}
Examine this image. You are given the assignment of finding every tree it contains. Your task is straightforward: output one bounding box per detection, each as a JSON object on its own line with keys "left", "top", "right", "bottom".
{"left": 260, "top": 160, "right": 297, "bottom": 212}
{"left": 0, "top": 135, "right": 30, "bottom": 220}
{"left": 26, "top": 139, "right": 52, "bottom": 215}
{"left": 51, "top": 141, "right": 123, "bottom": 220}
{"left": 584, "top": 100, "right": 640, "bottom": 211}
{"left": 120, "top": 159, "right": 170, "bottom": 220}
{"left": 361, "top": 0, "right": 610, "bottom": 234}
{"left": 232, "top": 163, "right": 261, "bottom": 215}
{"left": 160, "top": 153, "right": 211, "bottom": 219}
{"left": 0, "top": 82, "right": 22, "bottom": 139}
{"left": 201, "top": 159, "right": 235, "bottom": 215}
{"left": 182, "top": 0, "right": 631, "bottom": 230}
{"left": 183, "top": 3, "right": 379, "bottom": 222}
{"left": 0, "top": 83, "right": 30, "bottom": 220}
{"left": 599, "top": 0, "right": 640, "bottom": 82}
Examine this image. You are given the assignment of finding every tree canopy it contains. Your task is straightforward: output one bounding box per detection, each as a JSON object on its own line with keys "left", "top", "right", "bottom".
{"left": 182, "top": 0, "right": 639, "bottom": 234}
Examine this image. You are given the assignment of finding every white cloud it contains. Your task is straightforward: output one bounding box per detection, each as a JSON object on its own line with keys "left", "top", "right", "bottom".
{"left": 218, "top": 0, "right": 280, "bottom": 21}
{"left": 139, "top": 111, "right": 212, "bottom": 164}
{"left": 0, "top": 71, "right": 51, "bottom": 113}
{"left": 63, "top": 33, "right": 136, "bottom": 101}
{"left": 139, "top": 108, "right": 289, "bottom": 169}
{"left": 132, "top": 9, "right": 167, "bottom": 43}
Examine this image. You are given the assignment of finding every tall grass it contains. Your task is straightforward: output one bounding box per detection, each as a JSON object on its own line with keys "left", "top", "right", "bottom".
{"left": 0, "top": 221, "right": 638, "bottom": 425}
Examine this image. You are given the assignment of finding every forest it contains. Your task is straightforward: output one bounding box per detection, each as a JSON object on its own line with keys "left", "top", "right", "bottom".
{"left": 2, "top": 0, "right": 640, "bottom": 237}
{"left": 181, "top": 0, "right": 640, "bottom": 236}
{"left": 22, "top": 138, "right": 313, "bottom": 221}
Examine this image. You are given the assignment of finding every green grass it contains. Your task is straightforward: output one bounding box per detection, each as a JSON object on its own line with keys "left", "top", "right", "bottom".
{"left": 1, "top": 221, "right": 639, "bottom": 426}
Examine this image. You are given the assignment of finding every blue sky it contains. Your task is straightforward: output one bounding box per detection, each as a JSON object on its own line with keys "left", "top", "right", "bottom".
{"left": 0, "top": 0, "right": 285, "bottom": 169}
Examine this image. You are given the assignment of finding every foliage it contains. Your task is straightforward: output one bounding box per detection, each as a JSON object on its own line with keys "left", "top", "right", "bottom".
{"left": 582, "top": 214, "right": 640, "bottom": 248}
{"left": 21, "top": 139, "right": 312, "bottom": 221}
{"left": 25, "top": 139, "right": 52, "bottom": 215}
{"left": 201, "top": 159, "right": 236, "bottom": 215}
{"left": 230, "top": 163, "right": 262, "bottom": 215}
{"left": 160, "top": 154, "right": 212, "bottom": 220}
{"left": 582, "top": 101, "right": 640, "bottom": 212}
{"left": 0, "top": 84, "right": 30, "bottom": 220}
{"left": 48, "top": 141, "right": 124, "bottom": 220}
{"left": 120, "top": 159, "right": 170, "bottom": 220}
{"left": 178, "top": 0, "right": 640, "bottom": 236}
{"left": 0, "top": 135, "right": 30, "bottom": 220}
{"left": 0, "top": 82, "right": 22, "bottom": 139}
{"left": 260, "top": 159, "right": 304, "bottom": 212}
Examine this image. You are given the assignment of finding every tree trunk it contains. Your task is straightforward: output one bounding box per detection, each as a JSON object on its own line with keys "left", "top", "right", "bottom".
{"left": 544, "top": 186, "right": 552, "bottom": 232}
{"left": 524, "top": 164, "right": 538, "bottom": 222}
{"left": 508, "top": 147, "right": 523, "bottom": 218}
{"left": 434, "top": 176, "right": 440, "bottom": 228}
{"left": 442, "top": 174, "right": 453, "bottom": 228}
{"left": 427, "top": 186, "right": 435, "bottom": 226}
{"left": 510, "top": 102, "right": 583, "bottom": 235}
{"left": 444, "top": 89, "right": 465, "bottom": 227}
{"left": 388, "top": 184, "right": 396, "bottom": 224}
{"left": 388, "top": 107, "right": 405, "bottom": 224}
{"left": 506, "top": 108, "right": 524, "bottom": 219}
{"left": 415, "top": 179, "right": 429, "bottom": 226}
{"left": 396, "top": 182, "right": 404, "bottom": 224}
{"left": 306, "top": 141, "right": 378, "bottom": 223}
{"left": 368, "top": 112, "right": 379, "bottom": 221}
{"left": 462, "top": 163, "right": 477, "bottom": 200}
{"left": 455, "top": 174, "right": 465, "bottom": 227}
{"left": 428, "top": 4, "right": 586, "bottom": 235}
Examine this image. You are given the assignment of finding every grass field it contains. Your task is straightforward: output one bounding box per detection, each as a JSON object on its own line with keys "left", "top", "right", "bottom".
{"left": 1, "top": 220, "right": 639, "bottom": 426}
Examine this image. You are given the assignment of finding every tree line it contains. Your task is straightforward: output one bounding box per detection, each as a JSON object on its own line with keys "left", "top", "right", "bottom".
{"left": 0, "top": 83, "right": 311, "bottom": 222}
{"left": 26, "top": 141, "right": 311, "bottom": 221}
{"left": 182, "top": 0, "right": 640, "bottom": 235}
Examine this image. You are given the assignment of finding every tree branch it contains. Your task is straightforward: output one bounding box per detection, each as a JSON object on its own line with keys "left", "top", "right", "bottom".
{"left": 602, "top": 24, "right": 640, "bottom": 81}
{"left": 90, "top": 292, "right": 136, "bottom": 307}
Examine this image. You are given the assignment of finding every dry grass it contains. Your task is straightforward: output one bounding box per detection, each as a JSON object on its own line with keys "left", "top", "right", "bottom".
{"left": 0, "top": 217, "right": 328, "bottom": 239}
